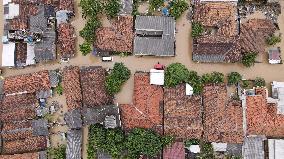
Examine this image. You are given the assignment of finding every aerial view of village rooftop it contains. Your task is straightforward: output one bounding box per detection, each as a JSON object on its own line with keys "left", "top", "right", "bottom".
{"left": 0, "top": 0, "right": 284, "bottom": 158}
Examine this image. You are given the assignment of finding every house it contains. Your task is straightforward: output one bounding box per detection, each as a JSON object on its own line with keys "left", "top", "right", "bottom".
{"left": 80, "top": 66, "right": 113, "bottom": 107}
{"left": 63, "top": 66, "right": 82, "bottom": 110}
{"left": 163, "top": 142, "right": 185, "bottom": 159}
{"left": 268, "top": 139, "right": 284, "bottom": 159}
{"left": 58, "top": 23, "right": 76, "bottom": 59}
{"left": 271, "top": 81, "right": 284, "bottom": 114}
{"left": 66, "top": 130, "right": 82, "bottom": 159}
{"left": 64, "top": 109, "right": 83, "bottom": 129}
{"left": 163, "top": 84, "right": 203, "bottom": 139}
{"left": 268, "top": 47, "right": 281, "bottom": 64}
{"left": 82, "top": 104, "right": 121, "bottom": 128}
{"left": 243, "top": 136, "right": 266, "bottom": 159}
{"left": 203, "top": 84, "right": 243, "bottom": 143}
{"left": 192, "top": 2, "right": 241, "bottom": 63}
{"left": 59, "top": 0, "right": 75, "bottom": 14}
{"left": 120, "top": 72, "right": 164, "bottom": 133}
{"left": 134, "top": 16, "right": 175, "bottom": 56}
{"left": 95, "top": 16, "right": 134, "bottom": 54}
{"left": 239, "top": 19, "right": 277, "bottom": 55}
{"left": 0, "top": 152, "right": 43, "bottom": 159}
{"left": 245, "top": 87, "right": 284, "bottom": 137}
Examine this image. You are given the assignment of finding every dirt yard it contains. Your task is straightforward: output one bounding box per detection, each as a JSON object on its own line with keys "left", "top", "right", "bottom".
{"left": 1, "top": 0, "right": 284, "bottom": 158}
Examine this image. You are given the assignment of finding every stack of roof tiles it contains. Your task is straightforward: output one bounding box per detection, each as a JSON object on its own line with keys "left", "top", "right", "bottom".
{"left": 96, "top": 16, "right": 134, "bottom": 53}
{"left": 15, "top": 43, "right": 27, "bottom": 65}
{"left": 80, "top": 66, "right": 112, "bottom": 107}
{"left": 246, "top": 88, "right": 284, "bottom": 137}
{"left": 164, "top": 84, "right": 203, "bottom": 139}
{"left": 203, "top": 84, "right": 243, "bottom": 143}
{"left": 63, "top": 66, "right": 82, "bottom": 110}
{"left": 120, "top": 73, "right": 163, "bottom": 133}
{"left": 58, "top": 23, "right": 76, "bottom": 58}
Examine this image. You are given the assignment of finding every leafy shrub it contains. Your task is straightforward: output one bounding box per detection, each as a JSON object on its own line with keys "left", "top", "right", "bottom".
{"left": 170, "top": 0, "right": 189, "bottom": 19}
{"left": 80, "top": 0, "right": 104, "bottom": 18}
{"left": 199, "top": 142, "right": 214, "bottom": 159}
{"left": 105, "top": 0, "right": 121, "bottom": 18}
{"left": 149, "top": 0, "right": 164, "bottom": 11}
{"left": 186, "top": 71, "right": 203, "bottom": 94}
{"left": 79, "top": 42, "right": 92, "bottom": 56}
{"left": 254, "top": 77, "right": 265, "bottom": 87}
{"left": 165, "top": 63, "right": 190, "bottom": 87}
{"left": 126, "top": 128, "right": 173, "bottom": 158}
{"left": 201, "top": 72, "right": 224, "bottom": 84}
{"left": 47, "top": 145, "right": 66, "bottom": 159}
{"left": 191, "top": 22, "right": 204, "bottom": 38}
{"left": 105, "top": 63, "right": 131, "bottom": 95}
{"left": 55, "top": 84, "right": 63, "bottom": 95}
{"left": 242, "top": 80, "right": 251, "bottom": 89}
{"left": 185, "top": 139, "right": 200, "bottom": 147}
{"left": 227, "top": 72, "right": 242, "bottom": 86}
{"left": 266, "top": 35, "right": 281, "bottom": 46}
{"left": 79, "top": 17, "right": 102, "bottom": 43}
{"left": 242, "top": 52, "right": 257, "bottom": 67}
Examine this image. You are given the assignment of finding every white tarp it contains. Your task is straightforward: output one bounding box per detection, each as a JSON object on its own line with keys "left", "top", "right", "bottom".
{"left": 186, "top": 83, "right": 193, "bottom": 95}
{"left": 150, "top": 69, "right": 164, "bottom": 86}
{"left": 3, "top": 0, "right": 11, "bottom": 5}
{"left": 4, "top": 3, "right": 19, "bottom": 19}
{"left": 268, "top": 139, "right": 284, "bottom": 159}
{"left": 26, "top": 44, "right": 36, "bottom": 65}
{"left": 212, "top": 142, "right": 227, "bottom": 152}
{"left": 2, "top": 42, "right": 15, "bottom": 67}
{"left": 189, "top": 145, "right": 200, "bottom": 153}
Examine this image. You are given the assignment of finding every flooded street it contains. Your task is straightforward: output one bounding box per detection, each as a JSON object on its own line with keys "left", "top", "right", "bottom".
{"left": 0, "top": 0, "right": 284, "bottom": 158}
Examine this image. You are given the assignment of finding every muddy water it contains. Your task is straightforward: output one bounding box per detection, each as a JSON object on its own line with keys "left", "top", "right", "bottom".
{"left": 1, "top": 0, "right": 284, "bottom": 158}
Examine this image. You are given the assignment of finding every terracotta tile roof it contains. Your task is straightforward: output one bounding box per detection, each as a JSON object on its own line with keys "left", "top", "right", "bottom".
{"left": 63, "top": 66, "right": 82, "bottom": 110}
{"left": 2, "top": 136, "right": 47, "bottom": 154}
{"left": 2, "top": 120, "right": 32, "bottom": 132}
{"left": 3, "top": 70, "right": 51, "bottom": 94}
{"left": 15, "top": 43, "right": 27, "bottom": 65}
{"left": 80, "top": 66, "right": 113, "bottom": 107}
{"left": 120, "top": 73, "right": 163, "bottom": 133}
{"left": 0, "top": 93, "right": 37, "bottom": 111}
{"left": 246, "top": 88, "right": 284, "bottom": 137}
{"left": 203, "top": 84, "right": 243, "bottom": 143}
{"left": 239, "top": 19, "right": 276, "bottom": 54}
{"left": 193, "top": 36, "right": 242, "bottom": 63}
{"left": 59, "top": 0, "right": 74, "bottom": 12}
{"left": 58, "top": 23, "right": 76, "bottom": 58}
{"left": 0, "top": 152, "right": 39, "bottom": 159}
{"left": 163, "top": 142, "right": 185, "bottom": 159}
{"left": 164, "top": 84, "right": 203, "bottom": 139}
{"left": 193, "top": 2, "right": 238, "bottom": 37}
{"left": 2, "top": 129, "right": 33, "bottom": 141}
{"left": 0, "top": 106, "right": 36, "bottom": 122}
{"left": 95, "top": 16, "right": 134, "bottom": 53}
{"left": 9, "top": 18, "right": 28, "bottom": 30}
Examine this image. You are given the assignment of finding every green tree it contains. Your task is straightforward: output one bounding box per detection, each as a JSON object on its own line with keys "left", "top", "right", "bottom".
{"left": 227, "top": 72, "right": 242, "bottom": 86}
{"left": 199, "top": 142, "right": 214, "bottom": 159}
{"left": 126, "top": 128, "right": 171, "bottom": 158}
{"left": 165, "top": 63, "right": 190, "bottom": 87}
{"left": 185, "top": 139, "right": 200, "bottom": 147}
{"left": 79, "top": 42, "right": 92, "bottom": 56}
{"left": 254, "top": 77, "right": 265, "bottom": 87}
{"left": 266, "top": 35, "right": 281, "bottom": 46}
{"left": 55, "top": 83, "right": 63, "bottom": 95}
{"left": 242, "top": 52, "right": 257, "bottom": 67}
{"left": 105, "top": 0, "right": 121, "bottom": 18}
{"left": 242, "top": 80, "right": 250, "bottom": 89}
{"left": 79, "top": 17, "right": 102, "bottom": 43}
{"left": 47, "top": 145, "right": 66, "bottom": 159}
{"left": 105, "top": 63, "right": 131, "bottom": 95}
{"left": 201, "top": 72, "right": 224, "bottom": 84}
{"left": 149, "top": 0, "right": 164, "bottom": 11}
{"left": 80, "top": 0, "right": 104, "bottom": 18}
{"left": 170, "top": 0, "right": 189, "bottom": 19}
{"left": 191, "top": 22, "right": 204, "bottom": 38}
{"left": 186, "top": 71, "right": 203, "bottom": 94}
